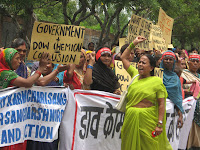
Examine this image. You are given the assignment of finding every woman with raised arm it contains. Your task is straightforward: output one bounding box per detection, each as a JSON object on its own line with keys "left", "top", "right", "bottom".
{"left": 0, "top": 48, "right": 49, "bottom": 150}
{"left": 63, "top": 49, "right": 90, "bottom": 90}
{"left": 84, "top": 46, "right": 120, "bottom": 94}
{"left": 120, "top": 36, "right": 172, "bottom": 150}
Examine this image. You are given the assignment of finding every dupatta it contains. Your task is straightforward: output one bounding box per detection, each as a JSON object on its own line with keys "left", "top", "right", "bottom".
{"left": 160, "top": 50, "right": 184, "bottom": 113}
{"left": 0, "top": 48, "right": 19, "bottom": 89}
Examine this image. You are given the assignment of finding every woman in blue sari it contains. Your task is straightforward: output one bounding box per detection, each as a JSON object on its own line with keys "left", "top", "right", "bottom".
{"left": 160, "top": 50, "right": 184, "bottom": 127}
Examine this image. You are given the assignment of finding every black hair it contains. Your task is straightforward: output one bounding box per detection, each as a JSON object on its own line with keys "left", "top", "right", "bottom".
{"left": 120, "top": 44, "right": 129, "bottom": 54}
{"left": 142, "top": 54, "right": 156, "bottom": 76}
{"left": 154, "top": 54, "right": 162, "bottom": 62}
{"left": 88, "top": 42, "right": 94, "bottom": 47}
{"left": 11, "top": 38, "right": 27, "bottom": 48}
{"left": 191, "top": 48, "right": 197, "bottom": 51}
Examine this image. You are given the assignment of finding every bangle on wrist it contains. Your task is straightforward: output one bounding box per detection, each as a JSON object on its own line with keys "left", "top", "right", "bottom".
{"left": 129, "top": 42, "right": 135, "bottom": 50}
{"left": 87, "top": 65, "right": 93, "bottom": 69}
{"left": 35, "top": 70, "right": 42, "bottom": 77}
{"left": 157, "top": 123, "right": 163, "bottom": 128}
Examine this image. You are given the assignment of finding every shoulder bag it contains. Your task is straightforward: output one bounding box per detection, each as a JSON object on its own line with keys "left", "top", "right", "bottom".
{"left": 115, "top": 74, "right": 139, "bottom": 112}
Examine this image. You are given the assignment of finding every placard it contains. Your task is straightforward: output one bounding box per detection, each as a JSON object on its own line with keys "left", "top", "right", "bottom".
{"left": 150, "top": 24, "right": 167, "bottom": 51}
{"left": 28, "top": 22, "right": 85, "bottom": 64}
{"left": 157, "top": 8, "right": 174, "bottom": 45}
{"left": 128, "top": 14, "right": 152, "bottom": 51}
{"left": 119, "top": 38, "right": 129, "bottom": 50}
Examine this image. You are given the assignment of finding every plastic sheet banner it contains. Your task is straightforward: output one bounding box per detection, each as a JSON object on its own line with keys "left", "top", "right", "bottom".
{"left": 60, "top": 89, "right": 196, "bottom": 150}
{"left": 0, "top": 86, "right": 67, "bottom": 147}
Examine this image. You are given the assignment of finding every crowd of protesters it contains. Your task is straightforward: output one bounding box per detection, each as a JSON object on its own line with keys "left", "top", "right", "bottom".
{"left": 0, "top": 36, "right": 200, "bottom": 150}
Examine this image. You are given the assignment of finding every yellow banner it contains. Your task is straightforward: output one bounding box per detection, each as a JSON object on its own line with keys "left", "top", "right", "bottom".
{"left": 115, "top": 60, "right": 163, "bottom": 92}
{"left": 157, "top": 8, "right": 174, "bottom": 45}
{"left": 128, "top": 14, "right": 153, "bottom": 51}
{"left": 150, "top": 24, "right": 167, "bottom": 51}
{"left": 28, "top": 22, "right": 85, "bottom": 64}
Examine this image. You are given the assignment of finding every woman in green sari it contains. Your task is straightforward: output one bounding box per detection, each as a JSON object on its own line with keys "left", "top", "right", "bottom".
{"left": 120, "top": 36, "right": 172, "bottom": 150}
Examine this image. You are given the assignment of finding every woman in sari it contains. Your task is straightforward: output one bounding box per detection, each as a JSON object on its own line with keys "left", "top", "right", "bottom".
{"left": 160, "top": 50, "right": 184, "bottom": 127}
{"left": 0, "top": 48, "right": 49, "bottom": 150}
{"left": 120, "top": 36, "right": 172, "bottom": 150}
{"left": 63, "top": 49, "right": 90, "bottom": 90}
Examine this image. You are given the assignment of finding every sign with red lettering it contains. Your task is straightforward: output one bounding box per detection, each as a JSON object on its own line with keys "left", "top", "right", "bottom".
{"left": 157, "top": 8, "right": 174, "bottom": 45}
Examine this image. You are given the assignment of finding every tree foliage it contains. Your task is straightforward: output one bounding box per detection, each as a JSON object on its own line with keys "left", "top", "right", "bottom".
{"left": 0, "top": 0, "right": 200, "bottom": 49}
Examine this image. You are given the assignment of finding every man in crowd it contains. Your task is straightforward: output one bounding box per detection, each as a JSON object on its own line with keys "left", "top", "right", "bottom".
{"left": 11, "top": 38, "right": 30, "bottom": 78}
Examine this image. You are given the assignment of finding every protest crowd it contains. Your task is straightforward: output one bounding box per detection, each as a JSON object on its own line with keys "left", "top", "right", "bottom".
{"left": 0, "top": 8, "right": 200, "bottom": 150}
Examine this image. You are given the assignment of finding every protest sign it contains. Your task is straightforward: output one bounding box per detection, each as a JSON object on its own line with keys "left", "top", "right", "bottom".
{"left": 128, "top": 14, "right": 153, "bottom": 51}
{"left": 150, "top": 24, "right": 167, "bottom": 51}
{"left": 114, "top": 60, "right": 163, "bottom": 92}
{"left": 119, "top": 38, "right": 128, "bottom": 50}
{"left": 0, "top": 86, "right": 67, "bottom": 147}
{"left": 59, "top": 89, "right": 196, "bottom": 150}
{"left": 28, "top": 21, "right": 85, "bottom": 64}
{"left": 158, "top": 8, "right": 174, "bottom": 45}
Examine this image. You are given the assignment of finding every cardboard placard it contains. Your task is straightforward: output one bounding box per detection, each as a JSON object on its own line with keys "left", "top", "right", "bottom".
{"left": 150, "top": 24, "right": 167, "bottom": 51}
{"left": 115, "top": 60, "right": 163, "bottom": 92}
{"left": 157, "top": 8, "right": 174, "bottom": 45}
{"left": 28, "top": 22, "right": 85, "bottom": 64}
{"left": 128, "top": 14, "right": 153, "bottom": 51}
{"left": 119, "top": 38, "right": 129, "bottom": 50}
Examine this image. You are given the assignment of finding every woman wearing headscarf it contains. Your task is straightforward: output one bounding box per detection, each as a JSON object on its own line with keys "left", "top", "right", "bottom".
{"left": 0, "top": 48, "right": 49, "bottom": 150}
{"left": 120, "top": 36, "right": 172, "bottom": 150}
{"left": 181, "top": 54, "right": 200, "bottom": 149}
{"left": 160, "top": 50, "right": 184, "bottom": 128}
{"left": 84, "top": 47, "right": 120, "bottom": 94}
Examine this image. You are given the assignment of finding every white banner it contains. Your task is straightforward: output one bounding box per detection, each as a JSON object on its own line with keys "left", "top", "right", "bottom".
{"left": 166, "top": 97, "right": 196, "bottom": 150}
{"left": 60, "top": 89, "right": 196, "bottom": 150}
{"left": 0, "top": 88, "right": 196, "bottom": 149}
{"left": 0, "top": 86, "right": 67, "bottom": 147}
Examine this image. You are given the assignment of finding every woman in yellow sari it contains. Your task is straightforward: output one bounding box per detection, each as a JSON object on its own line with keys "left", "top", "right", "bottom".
{"left": 120, "top": 36, "right": 172, "bottom": 150}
